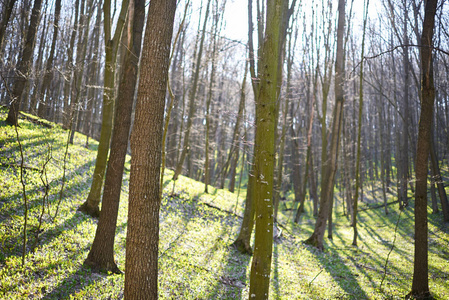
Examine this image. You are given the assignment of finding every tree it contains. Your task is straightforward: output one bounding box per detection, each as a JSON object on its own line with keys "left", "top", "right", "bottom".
{"left": 78, "top": 0, "right": 129, "bottom": 217}
{"left": 352, "top": 0, "right": 369, "bottom": 247}
{"left": 84, "top": 0, "right": 145, "bottom": 274}
{"left": 5, "top": 0, "right": 42, "bottom": 125}
{"left": 248, "top": 0, "right": 287, "bottom": 298}
{"left": 124, "top": 0, "right": 177, "bottom": 298}
{"left": 305, "top": 0, "right": 346, "bottom": 250}
{"left": 172, "top": 0, "right": 211, "bottom": 181}
{"left": 407, "top": 0, "right": 438, "bottom": 298}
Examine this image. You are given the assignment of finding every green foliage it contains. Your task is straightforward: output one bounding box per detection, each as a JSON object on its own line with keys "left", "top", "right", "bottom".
{"left": 1, "top": 109, "right": 448, "bottom": 299}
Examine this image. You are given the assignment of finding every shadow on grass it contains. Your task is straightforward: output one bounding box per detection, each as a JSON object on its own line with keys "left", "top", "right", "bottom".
{"left": 206, "top": 219, "right": 250, "bottom": 299}
{"left": 0, "top": 159, "right": 95, "bottom": 222}
{"left": 41, "top": 265, "right": 105, "bottom": 300}
{"left": 304, "top": 240, "right": 370, "bottom": 299}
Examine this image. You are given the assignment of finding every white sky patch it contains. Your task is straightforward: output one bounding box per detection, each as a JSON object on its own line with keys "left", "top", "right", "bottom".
{"left": 222, "top": 0, "right": 249, "bottom": 42}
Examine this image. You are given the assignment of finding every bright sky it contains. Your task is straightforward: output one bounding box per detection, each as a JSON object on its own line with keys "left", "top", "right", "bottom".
{"left": 222, "top": 0, "right": 249, "bottom": 43}
{"left": 221, "top": 0, "right": 380, "bottom": 43}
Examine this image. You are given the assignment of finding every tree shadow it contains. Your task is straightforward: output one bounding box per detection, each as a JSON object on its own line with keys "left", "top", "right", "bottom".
{"left": 304, "top": 241, "right": 370, "bottom": 299}
{"left": 41, "top": 264, "right": 106, "bottom": 300}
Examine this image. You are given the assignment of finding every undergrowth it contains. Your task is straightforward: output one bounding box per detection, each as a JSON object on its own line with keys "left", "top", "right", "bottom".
{"left": 0, "top": 107, "right": 448, "bottom": 299}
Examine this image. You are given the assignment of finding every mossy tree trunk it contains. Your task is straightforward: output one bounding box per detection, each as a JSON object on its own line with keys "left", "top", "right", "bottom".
{"left": 124, "top": 0, "right": 176, "bottom": 297}
{"left": 248, "top": 0, "right": 286, "bottom": 298}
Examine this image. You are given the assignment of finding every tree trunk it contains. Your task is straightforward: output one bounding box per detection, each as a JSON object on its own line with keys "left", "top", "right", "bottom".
{"left": 124, "top": 1, "right": 176, "bottom": 298}
{"left": 84, "top": 0, "right": 144, "bottom": 274}
{"left": 78, "top": 0, "right": 129, "bottom": 217}
{"left": 61, "top": 0, "right": 80, "bottom": 130}
{"left": 352, "top": 0, "right": 369, "bottom": 247}
{"left": 408, "top": 0, "right": 437, "bottom": 297}
{"left": 5, "top": 0, "right": 42, "bottom": 125}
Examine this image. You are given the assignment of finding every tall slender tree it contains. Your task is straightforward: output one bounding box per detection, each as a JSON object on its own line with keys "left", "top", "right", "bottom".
{"left": 352, "top": 0, "right": 369, "bottom": 247}
{"left": 36, "top": 0, "right": 62, "bottom": 118}
{"left": 408, "top": 0, "right": 438, "bottom": 297}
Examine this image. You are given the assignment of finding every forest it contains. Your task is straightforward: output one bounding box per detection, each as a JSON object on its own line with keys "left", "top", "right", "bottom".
{"left": 0, "top": 0, "right": 448, "bottom": 299}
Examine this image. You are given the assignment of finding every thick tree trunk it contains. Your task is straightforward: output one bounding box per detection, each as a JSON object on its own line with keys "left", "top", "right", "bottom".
{"left": 232, "top": 161, "right": 255, "bottom": 255}
{"left": 5, "top": 0, "right": 42, "bottom": 125}
{"left": 124, "top": 1, "right": 176, "bottom": 297}
{"left": 408, "top": 0, "right": 437, "bottom": 297}
{"left": 84, "top": 0, "right": 144, "bottom": 274}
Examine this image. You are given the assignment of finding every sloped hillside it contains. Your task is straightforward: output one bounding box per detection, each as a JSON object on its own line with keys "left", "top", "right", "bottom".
{"left": 1, "top": 108, "right": 448, "bottom": 299}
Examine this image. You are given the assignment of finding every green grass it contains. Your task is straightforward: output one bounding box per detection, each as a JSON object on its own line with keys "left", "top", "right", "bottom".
{"left": 1, "top": 107, "right": 448, "bottom": 299}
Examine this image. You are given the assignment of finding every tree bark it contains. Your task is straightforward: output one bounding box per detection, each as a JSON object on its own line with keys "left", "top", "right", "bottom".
{"left": 84, "top": 0, "right": 145, "bottom": 274}
{"left": 124, "top": 0, "right": 176, "bottom": 298}
{"left": 352, "top": 0, "right": 369, "bottom": 247}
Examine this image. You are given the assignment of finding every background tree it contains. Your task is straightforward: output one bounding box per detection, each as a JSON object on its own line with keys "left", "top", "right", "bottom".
{"left": 305, "top": 0, "right": 346, "bottom": 250}
{"left": 5, "top": 0, "right": 42, "bottom": 125}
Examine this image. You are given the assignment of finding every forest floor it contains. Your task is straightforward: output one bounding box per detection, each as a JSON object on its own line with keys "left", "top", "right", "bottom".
{"left": 1, "top": 107, "right": 449, "bottom": 299}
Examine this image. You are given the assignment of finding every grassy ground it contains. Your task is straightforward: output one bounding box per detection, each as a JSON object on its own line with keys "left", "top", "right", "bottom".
{"left": 1, "top": 108, "right": 448, "bottom": 299}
